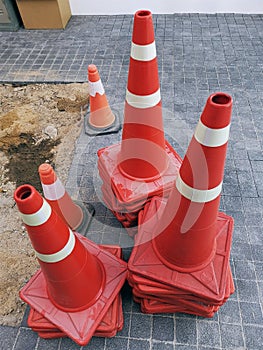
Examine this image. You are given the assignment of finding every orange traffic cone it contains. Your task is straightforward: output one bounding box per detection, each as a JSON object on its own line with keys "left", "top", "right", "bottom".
{"left": 153, "top": 92, "right": 233, "bottom": 271}
{"left": 118, "top": 9, "right": 168, "bottom": 181}
{"left": 85, "top": 64, "right": 120, "bottom": 136}
{"left": 128, "top": 92, "right": 235, "bottom": 311}
{"left": 38, "top": 163, "right": 93, "bottom": 234}
{"left": 15, "top": 184, "right": 127, "bottom": 345}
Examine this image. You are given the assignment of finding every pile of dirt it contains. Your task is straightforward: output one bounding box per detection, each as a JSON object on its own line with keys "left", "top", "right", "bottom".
{"left": 0, "top": 83, "right": 89, "bottom": 326}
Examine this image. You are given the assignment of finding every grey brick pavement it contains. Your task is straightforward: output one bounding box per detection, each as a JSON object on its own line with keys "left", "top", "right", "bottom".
{"left": 0, "top": 13, "right": 263, "bottom": 350}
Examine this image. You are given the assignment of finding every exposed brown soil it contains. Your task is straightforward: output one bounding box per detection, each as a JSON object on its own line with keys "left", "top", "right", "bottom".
{"left": 0, "top": 83, "right": 89, "bottom": 326}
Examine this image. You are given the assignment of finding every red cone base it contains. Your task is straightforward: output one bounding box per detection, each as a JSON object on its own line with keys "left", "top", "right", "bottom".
{"left": 20, "top": 234, "right": 127, "bottom": 346}
{"left": 97, "top": 140, "right": 182, "bottom": 233}
{"left": 128, "top": 196, "right": 235, "bottom": 316}
{"left": 27, "top": 245, "right": 124, "bottom": 339}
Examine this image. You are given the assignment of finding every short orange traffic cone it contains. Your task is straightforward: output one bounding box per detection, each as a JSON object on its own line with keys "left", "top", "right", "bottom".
{"left": 128, "top": 92, "right": 235, "bottom": 315}
{"left": 118, "top": 9, "right": 168, "bottom": 181}
{"left": 38, "top": 163, "right": 93, "bottom": 234}
{"left": 15, "top": 184, "right": 127, "bottom": 345}
{"left": 85, "top": 64, "right": 120, "bottom": 136}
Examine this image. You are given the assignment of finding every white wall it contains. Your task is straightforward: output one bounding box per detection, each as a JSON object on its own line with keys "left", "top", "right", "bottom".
{"left": 69, "top": 0, "right": 263, "bottom": 15}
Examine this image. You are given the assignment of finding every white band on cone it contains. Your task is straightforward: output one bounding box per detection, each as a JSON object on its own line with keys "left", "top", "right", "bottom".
{"left": 131, "top": 41, "right": 156, "bottom": 61}
{"left": 194, "top": 119, "right": 230, "bottom": 147}
{"left": 42, "top": 178, "right": 66, "bottom": 201}
{"left": 126, "top": 89, "right": 161, "bottom": 109}
{"left": 176, "top": 174, "right": 222, "bottom": 203}
{"left": 35, "top": 229, "right": 76, "bottom": 263}
{"left": 20, "top": 199, "right": 52, "bottom": 226}
{"left": 88, "top": 79, "right": 105, "bottom": 97}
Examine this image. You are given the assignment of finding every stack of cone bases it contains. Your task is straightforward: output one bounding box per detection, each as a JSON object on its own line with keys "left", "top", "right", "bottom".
{"left": 27, "top": 245, "right": 124, "bottom": 339}
{"left": 85, "top": 64, "right": 120, "bottom": 136}
{"left": 14, "top": 184, "right": 127, "bottom": 346}
{"left": 128, "top": 93, "right": 235, "bottom": 317}
{"left": 38, "top": 163, "right": 94, "bottom": 235}
{"left": 97, "top": 10, "right": 182, "bottom": 235}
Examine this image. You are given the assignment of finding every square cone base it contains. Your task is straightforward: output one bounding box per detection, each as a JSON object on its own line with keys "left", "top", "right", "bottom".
{"left": 84, "top": 108, "right": 121, "bottom": 136}
{"left": 20, "top": 235, "right": 127, "bottom": 346}
{"left": 97, "top": 140, "right": 182, "bottom": 232}
{"left": 27, "top": 245, "right": 124, "bottom": 339}
{"left": 128, "top": 196, "right": 235, "bottom": 316}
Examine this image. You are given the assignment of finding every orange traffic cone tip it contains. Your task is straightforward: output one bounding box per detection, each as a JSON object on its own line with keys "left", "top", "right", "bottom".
{"left": 38, "top": 163, "right": 93, "bottom": 234}
{"left": 85, "top": 64, "right": 120, "bottom": 136}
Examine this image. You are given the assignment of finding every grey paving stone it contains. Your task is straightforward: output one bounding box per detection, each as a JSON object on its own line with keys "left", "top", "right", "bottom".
{"left": 219, "top": 300, "right": 241, "bottom": 324}
{"left": 243, "top": 325, "right": 263, "bottom": 349}
{"left": 236, "top": 279, "right": 260, "bottom": 302}
{"left": 128, "top": 339, "right": 150, "bottom": 350}
{"left": 151, "top": 341, "right": 174, "bottom": 350}
{"left": 13, "top": 328, "right": 38, "bottom": 350}
{"left": 175, "top": 318, "right": 197, "bottom": 345}
{"left": 197, "top": 321, "right": 221, "bottom": 348}
{"left": 130, "top": 313, "right": 152, "bottom": 339}
{"left": 152, "top": 316, "right": 174, "bottom": 342}
{"left": 0, "top": 326, "right": 18, "bottom": 350}
{"left": 220, "top": 323, "right": 244, "bottom": 349}
{"left": 240, "top": 301, "right": 263, "bottom": 325}
{"left": 36, "top": 337, "right": 61, "bottom": 350}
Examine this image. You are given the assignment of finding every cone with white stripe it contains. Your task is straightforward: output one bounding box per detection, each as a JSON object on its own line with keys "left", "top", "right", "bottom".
{"left": 14, "top": 184, "right": 105, "bottom": 311}
{"left": 118, "top": 9, "right": 168, "bottom": 181}
{"left": 15, "top": 184, "right": 127, "bottom": 345}
{"left": 152, "top": 92, "right": 233, "bottom": 271}
{"left": 38, "top": 163, "right": 93, "bottom": 234}
{"left": 85, "top": 64, "right": 120, "bottom": 136}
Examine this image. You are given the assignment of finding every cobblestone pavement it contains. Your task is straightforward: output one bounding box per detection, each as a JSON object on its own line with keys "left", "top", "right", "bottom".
{"left": 0, "top": 14, "right": 263, "bottom": 350}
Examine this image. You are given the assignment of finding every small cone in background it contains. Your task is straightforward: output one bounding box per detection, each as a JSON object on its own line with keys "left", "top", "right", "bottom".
{"left": 128, "top": 92, "right": 235, "bottom": 316}
{"left": 97, "top": 10, "right": 182, "bottom": 232}
{"left": 14, "top": 184, "right": 127, "bottom": 345}
{"left": 38, "top": 163, "right": 94, "bottom": 235}
{"left": 85, "top": 64, "right": 120, "bottom": 136}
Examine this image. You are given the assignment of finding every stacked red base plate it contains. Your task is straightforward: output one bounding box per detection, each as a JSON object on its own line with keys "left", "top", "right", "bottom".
{"left": 97, "top": 140, "right": 182, "bottom": 236}
{"left": 27, "top": 245, "right": 124, "bottom": 339}
{"left": 128, "top": 197, "right": 235, "bottom": 317}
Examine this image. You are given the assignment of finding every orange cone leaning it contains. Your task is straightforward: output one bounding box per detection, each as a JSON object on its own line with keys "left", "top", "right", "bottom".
{"left": 38, "top": 163, "right": 93, "bottom": 234}
{"left": 85, "top": 64, "right": 120, "bottom": 136}
{"left": 14, "top": 184, "right": 127, "bottom": 345}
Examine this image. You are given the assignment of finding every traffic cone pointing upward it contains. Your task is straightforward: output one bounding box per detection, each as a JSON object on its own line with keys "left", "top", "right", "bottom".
{"left": 15, "top": 184, "right": 104, "bottom": 311}
{"left": 15, "top": 184, "right": 127, "bottom": 345}
{"left": 85, "top": 64, "right": 120, "bottom": 136}
{"left": 118, "top": 9, "right": 168, "bottom": 181}
{"left": 153, "top": 92, "right": 233, "bottom": 271}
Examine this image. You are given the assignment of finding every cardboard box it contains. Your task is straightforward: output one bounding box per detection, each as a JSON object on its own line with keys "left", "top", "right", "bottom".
{"left": 16, "top": 0, "right": 71, "bottom": 29}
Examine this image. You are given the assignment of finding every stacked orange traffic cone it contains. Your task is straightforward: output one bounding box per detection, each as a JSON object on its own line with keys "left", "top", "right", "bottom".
{"left": 14, "top": 184, "right": 127, "bottom": 345}
{"left": 128, "top": 92, "right": 235, "bottom": 317}
{"left": 27, "top": 245, "right": 124, "bottom": 339}
{"left": 39, "top": 163, "right": 94, "bottom": 234}
{"left": 85, "top": 64, "right": 121, "bottom": 136}
{"left": 98, "top": 10, "right": 182, "bottom": 234}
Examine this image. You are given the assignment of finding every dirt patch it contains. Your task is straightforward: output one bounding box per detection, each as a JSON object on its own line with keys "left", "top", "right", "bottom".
{"left": 0, "top": 83, "right": 89, "bottom": 326}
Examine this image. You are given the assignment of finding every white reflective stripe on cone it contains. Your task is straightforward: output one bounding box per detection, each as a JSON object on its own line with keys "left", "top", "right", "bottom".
{"left": 130, "top": 41, "right": 156, "bottom": 61}
{"left": 20, "top": 200, "right": 52, "bottom": 226}
{"left": 176, "top": 174, "right": 223, "bottom": 203}
{"left": 88, "top": 79, "right": 105, "bottom": 97}
{"left": 194, "top": 119, "right": 230, "bottom": 147}
{"left": 42, "top": 178, "right": 66, "bottom": 201}
{"left": 126, "top": 88, "right": 161, "bottom": 109}
{"left": 35, "top": 229, "right": 76, "bottom": 263}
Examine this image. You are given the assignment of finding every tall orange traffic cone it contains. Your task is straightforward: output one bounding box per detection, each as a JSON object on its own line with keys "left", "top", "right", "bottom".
{"left": 118, "top": 9, "right": 168, "bottom": 181}
{"left": 15, "top": 184, "right": 127, "bottom": 345}
{"left": 85, "top": 64, "right": 120, "bottom": 136}
{"left": 128, "top": 92, "right": 235, "bottom": 312}
{"left": 153, "top": 92, "right": 233, "bottom": 271}
{"left": 38, "top": 163, "right": 93, "bottom": 234}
